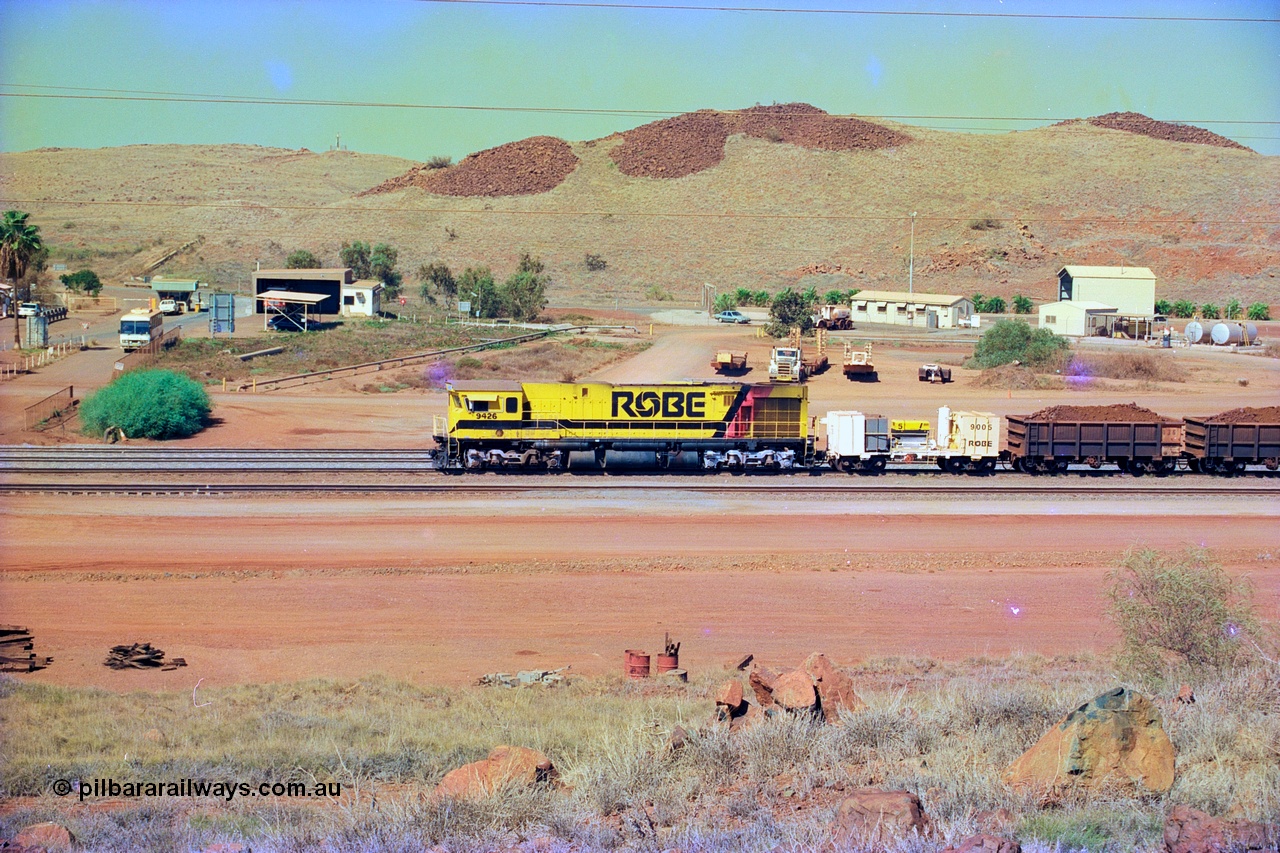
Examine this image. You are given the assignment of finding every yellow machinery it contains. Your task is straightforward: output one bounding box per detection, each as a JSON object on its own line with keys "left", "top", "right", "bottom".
{"left": 435, "top": 380, "right": 810, "bottom": 471}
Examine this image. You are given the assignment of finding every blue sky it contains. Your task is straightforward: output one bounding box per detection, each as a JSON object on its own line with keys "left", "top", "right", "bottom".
{"left": 1, "top": 0, "right": 1277, "bottom": 157}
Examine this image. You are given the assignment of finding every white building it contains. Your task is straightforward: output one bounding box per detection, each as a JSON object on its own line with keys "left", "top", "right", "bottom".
{"left": 1056, "top": 266, "right": 1155, "bottom": 316}
{"left": 340, "top": 280, "right": 384, "bottom": 317}
{"left": 1038, "top": 300, "right": 1118, "bottom": 337}
{"left": 850, "top": 290, "right": 974, "bottom": 329}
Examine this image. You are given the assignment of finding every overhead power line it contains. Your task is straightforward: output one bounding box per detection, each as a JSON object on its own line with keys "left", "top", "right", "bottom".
{"left": 0, "top": 85, "right": 1275, "bottom": 129}
{"left": 421, "top": 0, "right": 1280, "bottom": 24}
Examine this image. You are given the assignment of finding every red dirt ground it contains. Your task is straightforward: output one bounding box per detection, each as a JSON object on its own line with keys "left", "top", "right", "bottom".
{"left": 1084, "top": 112, "right": 1252, "bottom": 151}
{"left": 1, "top": 491, "right": 1276, "bottom": 690}
{"left": 363, "top": 135, "right": 579, "bottom": 197}
{"left": 609, "top": 103, "right": 911, "bottom": 179}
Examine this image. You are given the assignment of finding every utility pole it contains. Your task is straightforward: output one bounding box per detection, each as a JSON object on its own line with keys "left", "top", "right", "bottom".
{"left": 908, "top": 211, "right": 917, "bottom": 295}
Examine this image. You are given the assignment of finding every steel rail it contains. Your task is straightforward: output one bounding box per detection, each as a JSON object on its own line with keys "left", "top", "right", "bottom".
{"left": 1, "top": 481, "right": 1276, "bottom": 496}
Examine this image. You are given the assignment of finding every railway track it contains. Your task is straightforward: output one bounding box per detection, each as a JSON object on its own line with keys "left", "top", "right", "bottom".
{"left": 2, "top": 446, "right": 1276, "bottom": 495}
{"left": 1, "top": 480, "right": 1276, "bottom": 497}
{"left": 0, "top": 446, "right": 439, "bottom": 472}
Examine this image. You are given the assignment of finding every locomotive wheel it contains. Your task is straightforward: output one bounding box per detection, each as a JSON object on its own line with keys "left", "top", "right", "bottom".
{"left": 1266, "top": 457, "right": 1279, "bottom": 471}
{"left": 970, "top": 458, "right": 996, "bottom": 475}
{"left": 1047, "top": 459, "right": 1069, "bottom": 475}
{"left": 1126, "top": 459, "right": 1148, "bottom": 477}
{"left": 1085, "top": 456, "right": 1104, "bottom": 470}
{"left": 944, "top": 457, "right": 967, "bottom": 474}
{"left": 862, "top": 457, "right": 886, "bottom": 474}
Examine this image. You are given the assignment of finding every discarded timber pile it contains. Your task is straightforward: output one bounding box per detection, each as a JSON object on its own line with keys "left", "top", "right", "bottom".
{"left": 104, "top": 643, "right": 187, "bottom": 671}
{"left": 0, "top": 625, "right": 53, "bottom": 672}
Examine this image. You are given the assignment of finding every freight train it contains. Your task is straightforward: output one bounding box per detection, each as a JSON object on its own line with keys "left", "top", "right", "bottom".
{"left": 431, "top": 380, "right": 1280, "bottom": 475}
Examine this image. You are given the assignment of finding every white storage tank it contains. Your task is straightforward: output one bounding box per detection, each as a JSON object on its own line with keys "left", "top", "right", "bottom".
{"left": 1210, "top": 322, "right": 1257, "bottom": 345}
{"left": 1183, "top": 321, "right": 1204, "bottom": 344}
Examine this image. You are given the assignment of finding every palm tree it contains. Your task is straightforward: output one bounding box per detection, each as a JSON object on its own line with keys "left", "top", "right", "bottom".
{"left": 1, "top": 210, "right": 44, "bottom": 345}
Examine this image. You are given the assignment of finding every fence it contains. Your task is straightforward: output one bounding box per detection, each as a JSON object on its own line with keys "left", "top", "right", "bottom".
{"left": 114, "top": 327, "right": 182, "bottom": 374}
{"left": 24, "top": 386, "right": 78, "bottom": 431}
{"left": 66, "top": 296, "right": 118, "bottom": 312}
{"left": 0, "top": 339, "right": 86, "bottom": 381}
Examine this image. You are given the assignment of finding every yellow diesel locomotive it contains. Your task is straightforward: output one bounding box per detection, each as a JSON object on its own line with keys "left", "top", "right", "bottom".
{"left": 433, "top": 380, "right": 810, "bottom": 471}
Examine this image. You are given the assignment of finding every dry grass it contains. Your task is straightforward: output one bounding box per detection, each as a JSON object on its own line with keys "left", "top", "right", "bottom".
{"left": 1066, "top": 351, "right": 1188, "bottom": 383}
{"left": 4, "top": 123, "right": 1277, "bottom": 310}
{"left": 146, "top": 321, "right": 644, "bottom": 389}
{"left": 971, "top": 364, "right": 1063, "bottom": 390}
{"left": 3, "top": 655, "right": 1277, "bottom": 852}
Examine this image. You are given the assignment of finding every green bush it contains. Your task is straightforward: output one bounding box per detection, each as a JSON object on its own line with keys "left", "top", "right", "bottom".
{"left": 1225, "top": 298, "right": 1243, "bottom": 320}
{"left": 80, "top": 369, "right": 211, "bottom": 440}
{"left": 712, "top": 292, "right": 737, "bottom": 313}
{"left": 1105, "top": 548, "right": 1261, "bottom": 683}
{"left": 767, "top": 288, "right": 814, "bottom": 337}
{"left": 1200, "top": 303, "right": 1220, "bottom": 320}
{"left": 1011, "top": 294, "right": 1033, "bottom": 314}
{"left": 1246, "top": 302, "right": 1270, "bottom": 321}
{"left": 1170, "top": 300, "right": 1196, "bottom": 318}
{"left": 1154, "top": 299, "right": 1173, "bottom": 315}
{"left": 968, "top": 319, "right": 1068, "bottom": 370}
{"left": 59, "top": 269, "right": 102, "bottom": 296}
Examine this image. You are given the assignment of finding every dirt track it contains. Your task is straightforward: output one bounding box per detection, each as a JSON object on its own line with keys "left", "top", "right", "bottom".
{"left": 2, "top": 490, "right": 1275, "bottom": 690}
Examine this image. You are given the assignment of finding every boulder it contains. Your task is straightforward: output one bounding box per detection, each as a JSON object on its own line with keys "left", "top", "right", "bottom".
{"left": 942, "top": 834, "right": 1021, "bottom": 853}
{"left": 771, "top": 669, "right": 818, "bottom": 712}
{"left": 714, "top": 679, "right": 744, "bottom": 711}
{"left": 729, "top": 702, "right": 765, "bottom": 732}
{"left": 1003, "top": 687, "right": 1175, "bottom": 793}
{"left": 433, "top": 745, "right": 556, "bottom": 799}
{"left": 801, "top": 652, "right": 865, "bottom": 723}
{"left": 973, "top": 807, "right": 1016, "bottom": 832}
{"left": 12, "top": 823, "right": 75, "bottom": 851}
{"left": 666, "top": 725, "right": 689, "bottom": 753}
{"left": 1176, "top": 684, "right": 1196, "bottom": 704}
{"left": 832, "top": 789, "right": 929, "bottom": 844}
{"left": 1163, "top": 804, "right": 1277, "bottom": 853}
{"left": 749, "top": 665, "right": 781, "bottom": 707}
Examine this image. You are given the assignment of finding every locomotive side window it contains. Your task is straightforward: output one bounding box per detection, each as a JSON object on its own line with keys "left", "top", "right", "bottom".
{"left": 505, "top": 397, "right": 518, "bottom": 414}
{"left": 467, "top": 399, "right": 490, "bottom": 412}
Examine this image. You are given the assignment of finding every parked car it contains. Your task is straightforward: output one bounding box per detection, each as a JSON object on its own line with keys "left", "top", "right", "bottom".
{"left": 714, "top": 310, "right": 750, "bottom": 324}
{"left": 267, "top": 314, "right": 304, "bottom": 331}
{"left": 17, "top": 302, "right": 42, "bottom": 317}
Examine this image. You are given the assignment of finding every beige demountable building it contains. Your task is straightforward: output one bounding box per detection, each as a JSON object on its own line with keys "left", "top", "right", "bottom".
{"left": 849, "top": 290, "right": 975, "bottom": 329}
{"left": 1039, "top": 300, "right": 1118, "bottom": 337}
{"left": 1056, "top": 266, "right": 1155, "bottom": 316}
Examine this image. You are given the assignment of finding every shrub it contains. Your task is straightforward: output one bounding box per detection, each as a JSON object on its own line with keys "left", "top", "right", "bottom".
{"left": 751, "top": 290, "right": 772, "bottom": 307}
{"left": 644, "top": 284, "right": 674, "bottom": 302}
{"left": 969, "top": 319, "right": 1068, "bottom": 370}
{"left": 583, "top": 253, "right": 607, "bottom": 272}
{"left": 982, "top": 296, "right": 1006, "bottom": 314}
{"left": 59, "top": 269, "right": 102, "bottom": 296}
{"left": 1170, "top": 300, "right": 1196, "bottom": 318}
{"left": 426, "top": 155, "right": 452, "bottom": 169}
{"left": 417, "top": 261, "right": 456, "bottom": 299}
{"left": 285, "top": 249, "right": 321, "bottom": 269}
{"left": 1225, "top": 298, "right": 1243, "bottom": 320}
{"left": 80, "top": 369, "right": 211, "bottom": 440}
{"left": 1105, "top": 548, "right": 1261, "bottom": 682}
{"left": 1011, "top": 294, "right": 1033, "bottom": 314}
{"left": 713, "top": 292, "right": 737, "bottom": 313}
{"left": 1200, "top": 303, "right": 1220, "bottom": 320}
{"left": 767, "top": 288, "right": 814, "bottom": 336}
{"left": 733, "top": 287, "right": 754, "bottom": 305}
{"left": 1246, "top": 302, "right": 1270, "bottom": 321}
{"left": 1154, "top": 299, "right": 1173, "bottom": 315}
{"left": 968, "top": 217, "right": 1002, "bottom": 231}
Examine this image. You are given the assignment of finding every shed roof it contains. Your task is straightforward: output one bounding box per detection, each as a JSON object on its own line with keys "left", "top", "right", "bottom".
{"left": 150, "top": 279, "right": 199, "bottom": 292}
{"left": 1041, "top": 300, "right": 1117, "bottom": 313}
{"left": 1059, "top": 265, "right": 1156, "bottom": 281}
{"left": 343, "top": 279, "right": 385, "bottom": 292}
{"left": 852, "top": 290, "right": 970, "bottom": 307}
{"left": 253, "top": 268, "right": 353, "bottom": 283}
{"left": 255, "top": 290, "right": 329, "bottom": 305}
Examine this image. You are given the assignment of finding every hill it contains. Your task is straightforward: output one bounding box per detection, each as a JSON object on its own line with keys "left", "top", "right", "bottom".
{"left": 1, "top": 110, "right": 1276, "bottom": 308}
